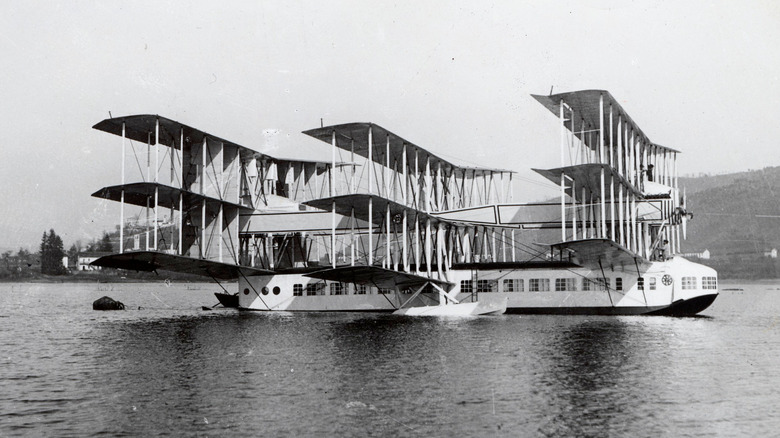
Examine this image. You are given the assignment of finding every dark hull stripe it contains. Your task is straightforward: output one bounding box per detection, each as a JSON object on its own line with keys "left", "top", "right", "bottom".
{"left": 505, "top": 293, "right": 719, "bottom": 316}
{"left": 504, "top": 306, "right": 666, "bottom": 316}
{"left": 645, "top": 294, "right": 719, "bottom": 316}
{"left": 238, "top": 307, "right": 395, "bottom": 313}
{"left": 238, "top": 294, "right": 719, "bottom": 316}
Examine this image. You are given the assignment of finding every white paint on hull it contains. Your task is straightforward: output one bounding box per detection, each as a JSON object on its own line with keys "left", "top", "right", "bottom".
{"left": 237, "top": 257, "right": 717, "bottom": 315}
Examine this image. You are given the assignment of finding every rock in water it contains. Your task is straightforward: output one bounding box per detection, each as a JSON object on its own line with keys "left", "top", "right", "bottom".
{"left": 93, "top": 296, "right": 126, "bottom": 311}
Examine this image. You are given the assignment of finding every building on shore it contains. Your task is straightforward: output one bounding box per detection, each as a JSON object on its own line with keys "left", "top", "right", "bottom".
{"left": 679, "top": 249, "right": 711, "bottom": 260}
{"left": 77, "top": 252, "right": 114, "bottom": 271}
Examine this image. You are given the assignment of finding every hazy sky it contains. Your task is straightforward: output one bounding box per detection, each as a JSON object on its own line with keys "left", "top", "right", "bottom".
{"left": 1, "top": 0, "right": 778, "bottom": 251}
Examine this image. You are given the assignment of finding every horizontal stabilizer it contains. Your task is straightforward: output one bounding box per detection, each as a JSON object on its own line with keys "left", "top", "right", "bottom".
{"left": 304, "top": 265, "right": 453, "bottom": 290}
{"left": 90, "top": 251, "right": 274, "bottom": 280}
{"left": 433, "top": 203, "right": 567, "bottom": 228}
{"left": 242, "top": 210, "right": 370, "bottom": 234}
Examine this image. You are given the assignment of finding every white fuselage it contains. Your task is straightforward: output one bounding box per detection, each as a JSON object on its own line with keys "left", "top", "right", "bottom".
{"left": 238, "top": 256, "right": 718, "bottom": 315}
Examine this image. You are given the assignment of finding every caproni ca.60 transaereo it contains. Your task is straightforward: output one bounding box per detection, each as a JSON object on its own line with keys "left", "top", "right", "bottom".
{"left": 91, "top": 90, "right": 718, "bottom": 316}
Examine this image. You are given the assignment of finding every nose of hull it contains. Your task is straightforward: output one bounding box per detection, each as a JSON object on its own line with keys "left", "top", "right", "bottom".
{"left": 647, "top": 293, "right": 718, "bottom": 316}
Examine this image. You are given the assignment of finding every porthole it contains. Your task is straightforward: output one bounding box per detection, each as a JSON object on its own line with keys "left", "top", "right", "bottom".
{"left": 262, "top": 287, "right": 269, "bottom": 295}
{"left": 273, "top": 286, "right": 281, "bottom": 295}
{"left": 243, "top": 288, "right": 250, "bottom": 295}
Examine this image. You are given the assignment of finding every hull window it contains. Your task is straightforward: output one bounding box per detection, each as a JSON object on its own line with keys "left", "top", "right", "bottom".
{"left": 306, "top": 283, "right": 325, "bottom": 296}
{"left": 702, "top": 276, "right": 717, "bottom": 290}
{"left": 503, "top": 279, "right": 523, "bottom": 292}
{"left": 584, "top": 278, "right": 609, "bottom": 291}
{"left": 649, "top": 277, "right": 657, "bottom": 291}
{"left": 293, "top": 284, "right": 303, "bottom": 296}
{"left": 477, "top": 280, "right": 497, "bottom": 293}
{"left": 461, "top": 280, "right": 474, "bottom": 293}
{"left": 682, "top": 277, "right": 697, "bottom": 290}
{"left": 555, "top": 278, "right": 577, "bottom": 292}
{"left": 330, "top": 283, "right": 345, "bottom": 295}
{"left": 529, "top": 278, "right": 550, "bottom": 292}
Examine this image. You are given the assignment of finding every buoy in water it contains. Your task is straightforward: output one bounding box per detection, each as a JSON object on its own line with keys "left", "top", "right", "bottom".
{"left": 93, "top": 296, "right": 126, "bottom": 311}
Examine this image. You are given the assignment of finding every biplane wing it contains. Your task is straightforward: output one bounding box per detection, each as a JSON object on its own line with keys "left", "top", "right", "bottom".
{"left": 93, "top": 114, "right": 257, "bottom": 157}
{"left": 90, "top": 251, "right": 274, "bottom": 280}
{"left": 551, "top": 238, "right": 649, "bottom": 270}
{"left": 304, "top": 265, "right": 453, "bottom": 290}
{"left": 303, "top": 122, "right": 513, "bottom": 176}
{"left": 532, "top": 90, "right": 679, "bottom": 155}
{"left": 533, "top": 164, "right": 643, "bottom": 199}
{"left": 92, "top": 182, "right": 253, "bottom": 211}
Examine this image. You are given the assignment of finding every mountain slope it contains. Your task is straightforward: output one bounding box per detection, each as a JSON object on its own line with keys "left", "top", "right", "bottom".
{"left": 683, "top": 166, "right": 780, "bottom": 255}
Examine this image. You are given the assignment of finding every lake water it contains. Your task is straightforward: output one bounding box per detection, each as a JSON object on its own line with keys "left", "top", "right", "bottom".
{"left": 1, "top": 281, "right": 779, "bottom": 437}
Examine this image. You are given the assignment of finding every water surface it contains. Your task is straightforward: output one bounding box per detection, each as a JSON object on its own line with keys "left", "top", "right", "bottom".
{"left": 1, "top": 281, "right": 779, "bottom": 437}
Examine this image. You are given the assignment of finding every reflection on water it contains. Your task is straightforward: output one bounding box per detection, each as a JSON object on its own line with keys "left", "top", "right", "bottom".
{"left": 1, "top": 283, "right": 780, "bottom": 436}
{"left": 535, "top": 319, "right": 656, "bottom": 437}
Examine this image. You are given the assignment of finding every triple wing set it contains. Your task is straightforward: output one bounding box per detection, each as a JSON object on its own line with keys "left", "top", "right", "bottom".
{"left": 91, "top": 90, "right": 687, "bottom": 287}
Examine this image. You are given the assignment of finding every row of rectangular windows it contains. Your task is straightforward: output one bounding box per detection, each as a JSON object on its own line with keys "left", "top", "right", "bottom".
{"left": 291, "top": 283, "right": 399, "bottom": 296}
{"left": 462, "top": 278, "right": 624, "bottom": 293}
{"left": 463, "top": 276, "right": 718, "bottom": 293}
{"left": 281, "top": 275, "right": 719, "bottom": 297}
{"left": 683, "top": 276, "right": 718, "bottom": 290}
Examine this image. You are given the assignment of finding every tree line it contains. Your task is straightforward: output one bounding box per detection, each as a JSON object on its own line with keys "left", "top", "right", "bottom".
{"left": 0, "top": 229, "right": 115, "bottom": 279}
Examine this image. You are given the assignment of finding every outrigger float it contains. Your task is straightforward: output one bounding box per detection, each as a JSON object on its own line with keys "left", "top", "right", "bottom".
{"left": 91, "top": 90, "right": 717, "bottom": 316}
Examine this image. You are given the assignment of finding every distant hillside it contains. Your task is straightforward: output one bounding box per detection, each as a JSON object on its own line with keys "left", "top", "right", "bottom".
{"left": 682, "top": 166, "right": 780, "bottom": 253}
{"left": 679, "top": 166, "right": 780, "bottom": 196}
{"left": 680, "top": 166, "right": 780, "bottom": 278}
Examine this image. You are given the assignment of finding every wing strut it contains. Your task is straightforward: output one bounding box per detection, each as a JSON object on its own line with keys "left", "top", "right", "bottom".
{"left": 598, "top": 259, "right": 614, "bottom": 307}
{"left": 633, "top": 257, "right": 648, "bottom": 306}
{"left": 432, "top": 282, "right": 459, "bottom": 304}
{"left": 396, "top": 281, "right": 460, "bottom": 311}
{"left": 368, "top": 277, "right": 398, "bottom": 310}
{"left": 398, "top": 283, "right": 428, "bottom": 310}
{"left": 209, "top": 273, "right": 231, "bottom": 295}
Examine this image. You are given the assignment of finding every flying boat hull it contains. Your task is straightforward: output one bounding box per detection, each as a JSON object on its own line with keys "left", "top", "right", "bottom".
{"left": 89, "top": 90, "right": 718, "bottom": 317}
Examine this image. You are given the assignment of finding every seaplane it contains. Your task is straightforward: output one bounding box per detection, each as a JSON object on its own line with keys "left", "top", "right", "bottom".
{"left": 90, "top": 89, "right": 718, "bottom": 316}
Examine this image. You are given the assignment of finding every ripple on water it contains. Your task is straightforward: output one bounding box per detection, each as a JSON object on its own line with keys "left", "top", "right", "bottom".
{"left": 0, "top": 284, "right": 779, "bottom": 436}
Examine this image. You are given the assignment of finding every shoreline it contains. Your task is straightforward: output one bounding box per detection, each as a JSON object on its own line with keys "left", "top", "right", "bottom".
{"left": 0, "top": 273, "right": 212, "bottom": 284}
